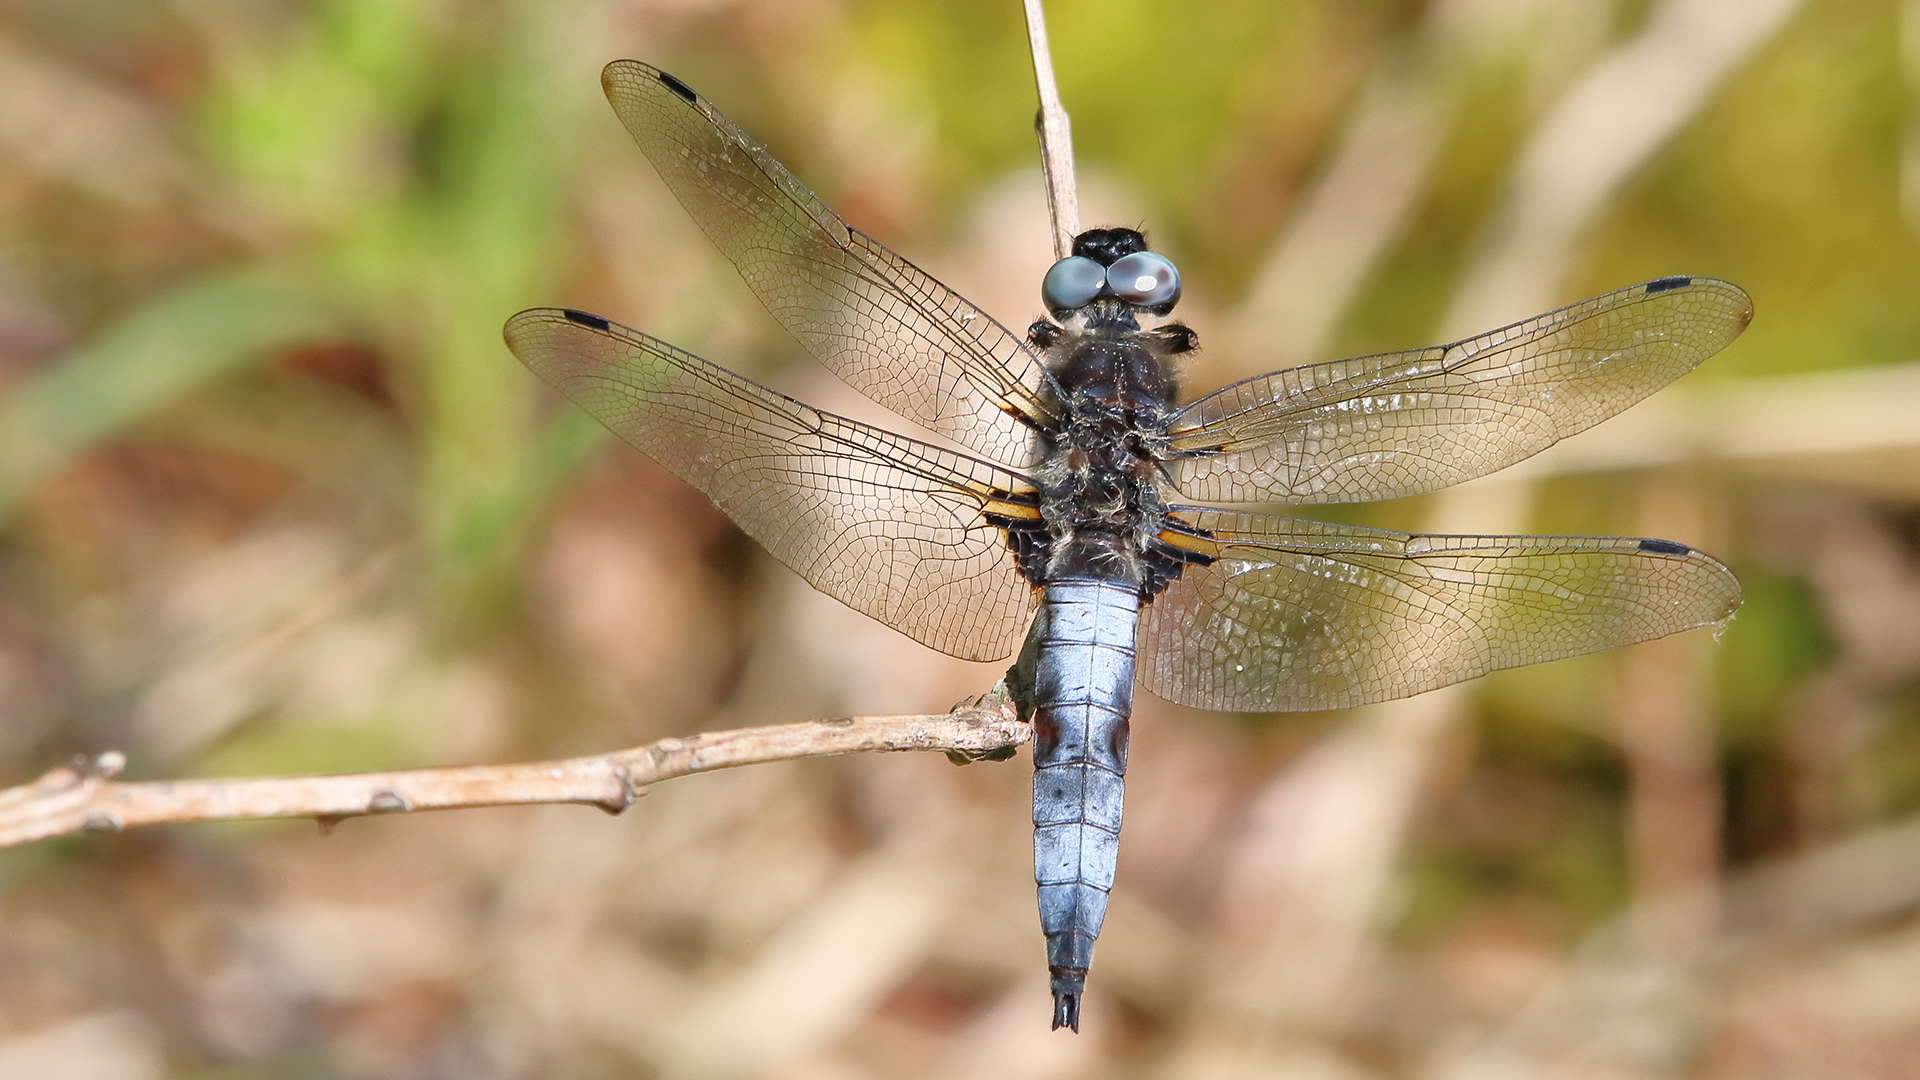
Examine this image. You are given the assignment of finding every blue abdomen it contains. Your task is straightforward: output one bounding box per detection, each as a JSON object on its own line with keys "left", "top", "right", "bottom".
{"left": 1009, "top": 576, "right": 1139, "bottom": 1032}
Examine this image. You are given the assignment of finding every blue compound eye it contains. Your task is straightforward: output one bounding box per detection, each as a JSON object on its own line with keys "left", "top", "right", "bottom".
{"left": 1106, "top": 251, "right": 1180, "bottom": 310}
{"left": 1041, "top": 256, "right": 1107, "bottom": 315}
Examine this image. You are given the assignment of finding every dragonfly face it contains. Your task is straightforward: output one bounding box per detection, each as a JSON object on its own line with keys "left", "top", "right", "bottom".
{"left": 505, "top": 60, "right": 1752, "bottom": 1032}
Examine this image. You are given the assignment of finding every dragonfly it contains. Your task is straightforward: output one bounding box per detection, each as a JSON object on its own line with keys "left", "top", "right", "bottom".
{"left": 505, "top": 60, "right": 1750, "bottom": 1032}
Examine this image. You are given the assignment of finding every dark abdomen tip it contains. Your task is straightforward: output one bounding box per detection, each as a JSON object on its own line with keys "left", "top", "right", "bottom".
{"left": 1052, "top": 987, "right": 1081, "bottom": 1032}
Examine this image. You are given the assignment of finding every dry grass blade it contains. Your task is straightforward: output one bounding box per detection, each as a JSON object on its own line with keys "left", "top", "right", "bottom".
{"left": 1443, "top": 0, "right": 1813, "bottom": 336}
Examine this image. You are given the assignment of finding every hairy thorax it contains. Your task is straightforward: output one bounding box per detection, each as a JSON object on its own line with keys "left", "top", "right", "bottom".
{"left": 1026, "top": 304, "right": 1196, "bottom": 588}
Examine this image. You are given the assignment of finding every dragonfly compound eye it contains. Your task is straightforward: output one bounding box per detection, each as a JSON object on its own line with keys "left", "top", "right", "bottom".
{"left": 1106, "top": 251, "right": 1180, "bottom": 311}
{"left": 1042, "top": 255, "right": 1108, "bottom": 316}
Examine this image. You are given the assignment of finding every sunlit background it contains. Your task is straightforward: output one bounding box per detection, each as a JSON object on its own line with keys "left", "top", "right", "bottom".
{"left": 1, "top": 0, "right": 1918, "bottom": 1076}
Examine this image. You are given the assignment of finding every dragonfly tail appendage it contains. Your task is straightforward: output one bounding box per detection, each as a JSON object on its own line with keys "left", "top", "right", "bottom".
{"left": 1053, "top": 978, "right": 1083, "bottom": 1033}
{"left": 1011, "top": 577, "right": 1139, "bottom": 1034}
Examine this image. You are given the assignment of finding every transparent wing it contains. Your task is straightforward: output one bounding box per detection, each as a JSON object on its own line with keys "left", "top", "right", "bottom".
{"left": 505, "top": 308, "right": 1038, "bottom": 662}
{"left": 1137, "top": 508, "right": 1742, "bottom": 712}
{"left": 1168, "top": 277, "right": 1752, "bottom": 504}
{"left": 601, "top": 60, "right": 1057, "bottom": 468}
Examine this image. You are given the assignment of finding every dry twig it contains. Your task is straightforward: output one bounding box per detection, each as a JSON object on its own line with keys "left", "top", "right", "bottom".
{"left": 1024, "top": 0, "right": 1079, "bottom": 258}
{"left": 0, "top": 701, "right": 1027, "bottom": 849}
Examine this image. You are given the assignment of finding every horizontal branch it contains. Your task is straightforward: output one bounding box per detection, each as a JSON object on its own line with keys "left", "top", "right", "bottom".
{"left": 0, "top": 701, "right": 1028, "bottom": 849}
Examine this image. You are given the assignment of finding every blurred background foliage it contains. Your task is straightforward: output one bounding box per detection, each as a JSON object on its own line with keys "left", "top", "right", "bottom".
{"left": 2, "top": 0, "right": 1920, "bottom": 1077}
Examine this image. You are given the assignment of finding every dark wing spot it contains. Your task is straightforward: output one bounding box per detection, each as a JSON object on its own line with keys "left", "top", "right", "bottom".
{"left": 658, "top": 71, "right": 698, "bottom": 104}
{"left": 1645, "top": 276, "right": 1692, "bottom": 295}
{"left": 1638, "top": 538, "right": 1691, "bottom": 555}
{"left": 562, "top": 309, "right": 611, "bottom": 331}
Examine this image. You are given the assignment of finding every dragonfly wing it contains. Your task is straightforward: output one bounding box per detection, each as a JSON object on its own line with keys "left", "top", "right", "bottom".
{"left": 506, "top": 308, "right": 1039, "bottom": 662}
{"left": 1168, "top": 276, "right": 1752, "bottom": 503}
{"left": 601, "top": 60, "right": 1057, "bottom": 468}
{"left": 1137, "top": 507, "right": 1741, "bottom": 712}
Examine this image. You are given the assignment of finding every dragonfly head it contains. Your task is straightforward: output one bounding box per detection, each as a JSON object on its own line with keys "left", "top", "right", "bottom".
{"left": 1042, "top": 227, "right": 1182, "bottom": 321}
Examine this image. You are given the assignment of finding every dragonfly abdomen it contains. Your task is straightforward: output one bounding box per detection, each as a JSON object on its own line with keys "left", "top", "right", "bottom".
{"left": 1010, "top": 576, "right": 1139, "bottom": 1033}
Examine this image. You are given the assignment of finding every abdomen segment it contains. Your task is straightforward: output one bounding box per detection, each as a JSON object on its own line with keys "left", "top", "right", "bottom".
{"left": 1010, "top": 576, "right": 1139, "bottom": 1032}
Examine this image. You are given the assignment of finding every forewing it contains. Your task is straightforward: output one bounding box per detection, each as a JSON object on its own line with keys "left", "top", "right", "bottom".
{"left": 505, "top": 308, "right": 1038, "bottom": 662}
{"left": 601, "top": 60, "right": 1056, "bottom": 468}
{"left": 1137, "top": 508, "right": 1741, "bottom": 712}
{"left": 1169, "top": 277, "right": 1752, "bottom": 503}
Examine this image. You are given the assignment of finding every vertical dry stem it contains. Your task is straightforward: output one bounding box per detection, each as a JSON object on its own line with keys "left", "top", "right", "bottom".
{"left": 1024, "top": 0, "right": 1080, "bottom": 258}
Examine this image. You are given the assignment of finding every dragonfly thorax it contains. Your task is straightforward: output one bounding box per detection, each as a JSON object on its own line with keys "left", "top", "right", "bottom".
{"left": 1027, "top": 302, "right": 1194, "bottom": 588}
